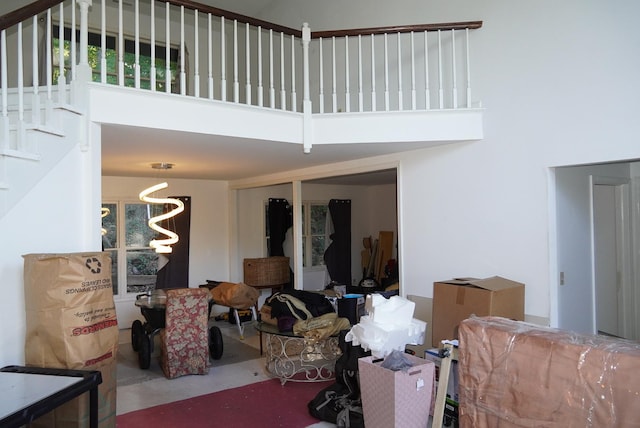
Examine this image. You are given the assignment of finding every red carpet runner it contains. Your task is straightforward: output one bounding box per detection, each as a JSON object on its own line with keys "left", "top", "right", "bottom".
{"left": 116, "top": 378, "right": 329, "bottom": 427}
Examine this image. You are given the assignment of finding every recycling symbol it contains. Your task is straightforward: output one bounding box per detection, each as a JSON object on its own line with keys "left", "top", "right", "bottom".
{"left": 85, "top": 257, "right": 102, "bottom": 274}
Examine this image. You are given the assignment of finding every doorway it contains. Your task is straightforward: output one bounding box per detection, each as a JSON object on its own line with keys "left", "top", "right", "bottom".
{"left": 591, "top": 177, "right": 633, "bottom": 339}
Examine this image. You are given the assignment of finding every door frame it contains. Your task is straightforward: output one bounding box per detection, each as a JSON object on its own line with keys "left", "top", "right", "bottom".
{"left": 589, "top": 175, "right": 634, "bottom": 339}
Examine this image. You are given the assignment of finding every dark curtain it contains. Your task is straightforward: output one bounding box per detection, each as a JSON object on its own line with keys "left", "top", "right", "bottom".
{"left": 268, "top": 198, "right": 293, "bottom": 289}
{"left": 155, "top": 196, "right": 191, "bottom": 289}
{"left": 268, "top": 198, "right": 292, "bottom": 257}
{"left": 324, "top": 199, "right": 351, "bottom": 285}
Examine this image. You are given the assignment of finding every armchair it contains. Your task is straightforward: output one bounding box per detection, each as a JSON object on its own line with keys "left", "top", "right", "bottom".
{"left": 159, "top": 288, "right": 210, "bottom": 379}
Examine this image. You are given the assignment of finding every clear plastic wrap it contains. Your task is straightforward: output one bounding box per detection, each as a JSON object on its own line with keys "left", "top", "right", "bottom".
{"left": 458, "top": 316, "right": 640, "bottom": 427}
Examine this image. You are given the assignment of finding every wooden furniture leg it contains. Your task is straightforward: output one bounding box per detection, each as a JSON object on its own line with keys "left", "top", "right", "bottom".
{"left": 432, "top": 343, "right": 458, "bottom": 428}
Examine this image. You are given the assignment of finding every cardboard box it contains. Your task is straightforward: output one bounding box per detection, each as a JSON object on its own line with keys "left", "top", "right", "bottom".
{"left": 432, "top": 276, "right": 524, "bottom": 347}
{"left": 458, "top": 316, "right": 640, "bottom": 427}
{"left": 359, "top": 354, "right": 435, "bottom": 428}
{"left": 425, "top": 348, "right": 459, "bottom": 427}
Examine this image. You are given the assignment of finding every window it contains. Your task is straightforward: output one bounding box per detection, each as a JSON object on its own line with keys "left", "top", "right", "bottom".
{"left": 265, "top": 201, "right": 329, "bottom": 268}
{"left": 102, "top": 201, "right": 164, "bottom": 297}
{"left": 52, "top": 25, "right": 179, "bottom": 92}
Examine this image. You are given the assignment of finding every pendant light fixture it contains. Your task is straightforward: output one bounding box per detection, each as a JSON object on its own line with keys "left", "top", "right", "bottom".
{"left": 100, "top": 207, "right": 110, "bottom": 236}
{"left": 139, "top": 163, "right": 184, "bottom": 254}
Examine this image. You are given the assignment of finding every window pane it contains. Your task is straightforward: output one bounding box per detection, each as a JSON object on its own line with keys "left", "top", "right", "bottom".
{"left": 310, "top": 205, "right": 327, "bottom": 235}
{"left": 311, "top": 236, "right": 326, "bottom": 266}
{"left": 101, "top": 203, "right": 117, "bottom": 249}
{"left": 125, "top": 203, "right": 159, "bottom": 248}
{"left": 126, "top": 249, "right": 158, "bottom": 293}
{"left": 107, "top": 250, "right": 119, "bottom": 295}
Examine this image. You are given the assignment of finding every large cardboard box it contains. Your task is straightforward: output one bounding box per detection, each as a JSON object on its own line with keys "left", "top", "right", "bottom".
{"left": 359, "top": 354, "right": 435, "bottom": 428}
{"left": 432, "top": 276, "right": 524, "bottom": 347}
{"left": 458, "top": 316, "right": 640, "bottom": 427}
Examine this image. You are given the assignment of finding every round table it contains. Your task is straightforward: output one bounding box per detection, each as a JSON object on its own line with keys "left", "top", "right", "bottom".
{"left": 255, "top": 322, "right": 341, "bottom": 384}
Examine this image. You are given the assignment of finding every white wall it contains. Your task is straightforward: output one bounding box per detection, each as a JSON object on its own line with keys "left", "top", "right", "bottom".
{"left": 0, "top": 145, "right": 98, "bottom": 366}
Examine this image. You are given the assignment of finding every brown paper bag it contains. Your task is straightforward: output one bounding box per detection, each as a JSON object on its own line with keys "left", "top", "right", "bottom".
{"left": 23, "top": 252, "right": 119, "bottom": 428}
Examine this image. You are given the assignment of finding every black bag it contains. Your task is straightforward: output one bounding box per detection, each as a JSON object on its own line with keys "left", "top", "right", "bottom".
{"left": 266, "top": 290, "right": 334, "bottom": 321}
{"left": 308, "top": 330, "right": 370, "bottom": 428}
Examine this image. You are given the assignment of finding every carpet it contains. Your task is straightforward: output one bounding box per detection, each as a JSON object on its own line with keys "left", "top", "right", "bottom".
{"left": 117, "top": 321, "right": 262, "bottom": 387}
{"left": 116, "top": 378, "right": 329, "bottom": 427}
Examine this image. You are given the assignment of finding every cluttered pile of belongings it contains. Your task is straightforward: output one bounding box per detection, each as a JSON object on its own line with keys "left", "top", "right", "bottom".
{"left": 260, "top": 290, "right": 351, "bottom": 340}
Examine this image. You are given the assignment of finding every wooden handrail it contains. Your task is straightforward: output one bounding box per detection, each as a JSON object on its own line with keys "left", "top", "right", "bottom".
{"left": 0, "top": 0, "right": 302, "bottom": 36}
{"left": 0, "top": 0, "right": 62, "bottom": 31}
{"left": 0, "top": 1, "right": 480, "bottom": 39}
{"left": 311, "top": 21, "right": 483, "bottom": 39}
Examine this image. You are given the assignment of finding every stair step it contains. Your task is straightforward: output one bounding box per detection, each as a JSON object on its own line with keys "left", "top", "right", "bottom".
{"left": 0, "top": 148, "right": 40, "bottom": 161}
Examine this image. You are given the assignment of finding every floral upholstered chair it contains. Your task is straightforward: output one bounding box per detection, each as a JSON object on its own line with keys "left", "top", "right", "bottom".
{"left": 160, "top": 288, "right": 210, "bottom": 379}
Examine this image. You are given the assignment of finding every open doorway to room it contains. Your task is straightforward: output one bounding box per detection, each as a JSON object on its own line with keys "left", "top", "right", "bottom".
{"left": 302, "top": 169, "right": 399, "bottom": 293}
{"left": 554, "top": 160, "right": 639, "bottom": 340}
{"left": 235, "top": 168, "right": 399, "bottom": 294}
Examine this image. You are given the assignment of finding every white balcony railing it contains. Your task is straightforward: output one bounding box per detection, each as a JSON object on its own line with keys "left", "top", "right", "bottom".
{"left": 0, "top": 0, "right": 482, "bottom": 151}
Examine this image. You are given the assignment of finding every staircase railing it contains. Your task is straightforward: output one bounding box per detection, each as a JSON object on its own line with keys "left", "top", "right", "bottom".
{"left": 0, "top": 0, "right": 482, "bottom": 147}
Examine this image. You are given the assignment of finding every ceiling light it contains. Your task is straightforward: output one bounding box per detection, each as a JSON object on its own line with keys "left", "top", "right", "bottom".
{"left": 151, "top": 162, "right": 174, "bottom": 170}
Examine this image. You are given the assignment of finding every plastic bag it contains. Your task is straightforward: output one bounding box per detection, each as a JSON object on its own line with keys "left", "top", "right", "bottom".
{"left": 380, "top": 349, "right": 414, "bottom": 372}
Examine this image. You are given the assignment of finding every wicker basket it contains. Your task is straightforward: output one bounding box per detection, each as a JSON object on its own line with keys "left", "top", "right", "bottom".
{"left": 243, "top": 257, "right": 290, "bottom": 286}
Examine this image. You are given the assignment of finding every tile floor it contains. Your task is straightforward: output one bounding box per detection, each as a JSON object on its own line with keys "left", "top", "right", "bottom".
{"left": 116, "top": 319, "right": 335, "bottom": 428}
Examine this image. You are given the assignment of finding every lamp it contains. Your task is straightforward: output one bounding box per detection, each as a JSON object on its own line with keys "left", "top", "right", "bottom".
{"left": 139, "top": 163, "right": 184, "bottom": 253}
{"left": 101, "top": 207, "right": 110, "bottom": 236}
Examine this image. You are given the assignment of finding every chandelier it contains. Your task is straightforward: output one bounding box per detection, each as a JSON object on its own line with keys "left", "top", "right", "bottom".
{"left": 139, "top": 163, "right": 184, "bottom": 253}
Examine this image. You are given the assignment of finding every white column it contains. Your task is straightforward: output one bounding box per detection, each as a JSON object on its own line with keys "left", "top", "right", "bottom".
{"left": 301, "top": 23, "right": 312, "bottom": 153}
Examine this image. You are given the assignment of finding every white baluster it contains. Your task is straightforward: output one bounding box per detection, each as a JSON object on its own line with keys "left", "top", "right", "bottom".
{"left": 331, "top": 36, "right": 337, "bottom": 112}
{"left": 165, "top": 2, "right": 170, "bottom": 93}
{"left": 32, "top": 16, "right": 40, "bottom": 126}
{"left": 280, "top": 32, "right": 286, "bottom": 110}
{"left": 357, "top": 35, "right": 363, "bottom": 112}
{"left": 301, "top": 23, "right": 311, "bottom": 152}
{"left": 58, "top": 4, "right": 66, "bottom": 103}
{"left": 344, "top": 35, "right": 350, "bottom": 112}
{"left": 18, "top": 22, "right": 25, "bottom": 150}
{"left": 451, "top": 29, "right": 457, "bottom": 109}
{"left": 194, "top": 9, "right": 200, "bottom": 98}
{"left": 318, "top": 37, "right": 324, "bottom": 114}
{"left": 245, "top": 22, "right": 251, "bottom": 105}
{"left": 135, "top": 0, "right": 140, "bottom": 89}
{"left": 384, "top": 33, "right": 389, "bottom": 111}
{"left": 257, "top": 26, "right": 263, "bottom": 107}
{"left": 438, "top": 30, "right": 443, "bottom": 109}
{"left": 269, "top": 29, "right": 274, "bottom": 108}
{"left": 220, "top": 16, "right": 226, "bottom": 101}
{"left": 291, "top": 34, "right": 296, "bottom": 112}
{"left": 371, "top": 34, "right": 376, "bottom": 112}
{"left": 233, "top": 20, "right": 238, "bottom": 102}
{"left": 466, "top": 28, "right": 471, "bottom": 108}
{"left": 101, "top": 0, "right": 106, "bottom": 84}
{"left": 71, "top": 0, "right": 76, "bottom": 81}
{"left": 208, "top": 13, "right": 213, "bottom": 99}
{"left": 150, "top": 0, "right": 156, "bottom": 91}
{"left": 410, "top": 31, "right": 416, "bottom": 111}
{"left": 1, "top": 29, "right": 8, "bottom": 147}
{"left": 180, "top": 6, "right": 185, "bottom": 95}
{"left": 45, "top": 9, "right": 53, "bottom": 122}
{"left": 397, "top": 32, "right": 403, "bottom": 111}
{"left": 118, "top": 0, "right": 124, "bottom": 87}
{"left": 424, "top": 30, "right": 430, "bottom": 109}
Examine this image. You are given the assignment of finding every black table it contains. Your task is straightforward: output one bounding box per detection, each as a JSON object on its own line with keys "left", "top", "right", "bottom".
{"left": 0, "top": 365, "right": 102, "bottom": 428}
